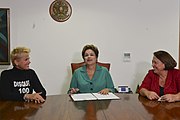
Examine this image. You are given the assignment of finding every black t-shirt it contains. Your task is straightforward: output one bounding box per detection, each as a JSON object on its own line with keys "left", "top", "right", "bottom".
{"left": 0, "top": 67, "right": 46, "bottom": 101}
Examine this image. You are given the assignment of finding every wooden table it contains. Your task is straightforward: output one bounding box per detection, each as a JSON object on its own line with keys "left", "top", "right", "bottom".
{"left": 0, "top": 94, "right": 180, "bottom": 120}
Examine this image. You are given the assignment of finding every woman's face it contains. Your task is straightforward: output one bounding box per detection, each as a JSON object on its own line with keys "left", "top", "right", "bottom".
{"left": 14, "top": 53, "right": 31, "bottom": 70}
{"left": 152, "top": 56, "right": 165, "bottom": 74}
{"left": 84, "top": 49, "right": 97, "bottom": 65}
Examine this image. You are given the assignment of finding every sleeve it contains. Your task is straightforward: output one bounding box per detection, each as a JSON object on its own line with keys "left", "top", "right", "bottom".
{"left": 176, "top": 70, "right": 180, "bottom": 92}
{"left": 139, "top": 70, "right": 152, "bottom": 92}
{"left": 105, "top": 69, "right": 115, "bottom": 93}
{"left": 68, "top": 71, "right": 78, "bottom": 93}
{"left": 30, "top": 70, "right": 46, "bottom": 99}
{"left": 0, "top": 71, "right": 24, "bottom": 101}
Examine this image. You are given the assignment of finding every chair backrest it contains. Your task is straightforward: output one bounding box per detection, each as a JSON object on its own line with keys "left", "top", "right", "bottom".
{"left": 71, "top": 62, "right": 110, "bottom": 74}
{"left": 136, "top": 84, "right": 140, "bottom": 93}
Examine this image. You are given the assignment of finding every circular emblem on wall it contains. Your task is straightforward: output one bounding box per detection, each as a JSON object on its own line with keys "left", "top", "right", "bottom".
{"left": 49, "top": 0, "right": 72, "bottom": 22}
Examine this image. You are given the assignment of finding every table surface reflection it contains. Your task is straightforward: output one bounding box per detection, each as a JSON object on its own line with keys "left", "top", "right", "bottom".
{"left": 0, "top": 94, "right": 180, "bottom": 120}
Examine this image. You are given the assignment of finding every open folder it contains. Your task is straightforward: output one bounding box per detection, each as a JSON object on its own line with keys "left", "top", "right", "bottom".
{"left": 70, "top": 93, "right": 120, "bottom": 101}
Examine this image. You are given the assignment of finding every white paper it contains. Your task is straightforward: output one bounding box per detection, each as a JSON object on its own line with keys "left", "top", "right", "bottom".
{"left": 70, "top": 93, "right": 120, "bottom": 101}
{"left": 158, "top": 97, "right": 166, "bottom": 102}
{"left": 92, "top": 93, "right": 120, "bottom": 100}
{"left": 70, "top": 93, "right": 97, "bottom": 101}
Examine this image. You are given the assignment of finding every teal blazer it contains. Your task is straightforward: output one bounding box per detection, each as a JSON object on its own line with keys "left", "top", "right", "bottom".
{"left": 69, "top": 64, "right": 115, "bottom": 93}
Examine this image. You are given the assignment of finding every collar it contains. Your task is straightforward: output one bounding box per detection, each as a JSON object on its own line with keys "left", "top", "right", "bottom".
{"left": 80, "top": 64, "right": 102, "bottom": 73}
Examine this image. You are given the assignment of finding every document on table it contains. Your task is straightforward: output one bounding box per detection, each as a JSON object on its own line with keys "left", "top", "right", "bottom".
{"left": 70, "top": 93, "right": 120, "bottom": 101}
{"left": 93, "top": 93, "right": 120, "bottom": 100}
{"left": 70, "top": 93, "right": 97, "bottom": 101}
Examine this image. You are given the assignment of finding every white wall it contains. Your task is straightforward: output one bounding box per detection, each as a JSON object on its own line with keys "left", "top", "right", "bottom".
{"left": 0, "top": 0, "right": 179, "bottom": 95}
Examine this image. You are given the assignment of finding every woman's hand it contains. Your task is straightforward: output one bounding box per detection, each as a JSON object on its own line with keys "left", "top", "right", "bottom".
{"left": 146, "top": 91, "right": 160, "bottom": 100}
{"left": 99, "top": 88, "right": 110, "bottom": 95}
{"left": 140, "top": 88, "right": 159, "bottom": 100}
{"left": 160, "top": 94, "right": 178, "bottom": 102}
{"left": 24, "top": 92, "right": 45, "bottom": 103}
{"left": 69, "top": 88, "right": 79, "bottom": 94}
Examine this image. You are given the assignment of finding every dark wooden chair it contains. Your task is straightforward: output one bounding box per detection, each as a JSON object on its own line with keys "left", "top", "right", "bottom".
{"left": 136, "top": 84, "right": 140, "bottom": 93}
{"left": 71, "top": 62, "right": 110, "bottom": 74}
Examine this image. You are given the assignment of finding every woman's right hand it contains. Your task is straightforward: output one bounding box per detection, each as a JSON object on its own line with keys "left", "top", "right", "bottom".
{"left": 69, "top": 88, "right": 79, "bottom": 94}
{"left": 146, "top": 91, "right": 160, "bottom": 100}
{"left": 140, "top": 88, "right": 159, "bottom": 100}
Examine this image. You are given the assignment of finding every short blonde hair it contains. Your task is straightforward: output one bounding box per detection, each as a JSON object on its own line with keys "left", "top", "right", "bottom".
{"left": 11, "top": 47, "right": 30, "bottom": 66}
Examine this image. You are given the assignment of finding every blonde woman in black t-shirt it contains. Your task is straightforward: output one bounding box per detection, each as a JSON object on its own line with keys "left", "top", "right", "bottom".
{"left": 0, "top": 47, "right": 46, "bottom": 103}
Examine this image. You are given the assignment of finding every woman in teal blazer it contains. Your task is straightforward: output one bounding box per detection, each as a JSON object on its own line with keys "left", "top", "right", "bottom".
{"left": 69, "top": 44, "right": 115, "bottom": 94}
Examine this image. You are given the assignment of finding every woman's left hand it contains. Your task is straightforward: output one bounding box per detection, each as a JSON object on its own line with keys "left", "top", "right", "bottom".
{"left": 25, "top": 92, "right": 45, "bottom": 103}
{"left": 160, "top": 94, "right": 178, "bottom": 102}
{"left": 99, "top": 88, "right": 110, "bottom": 95}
